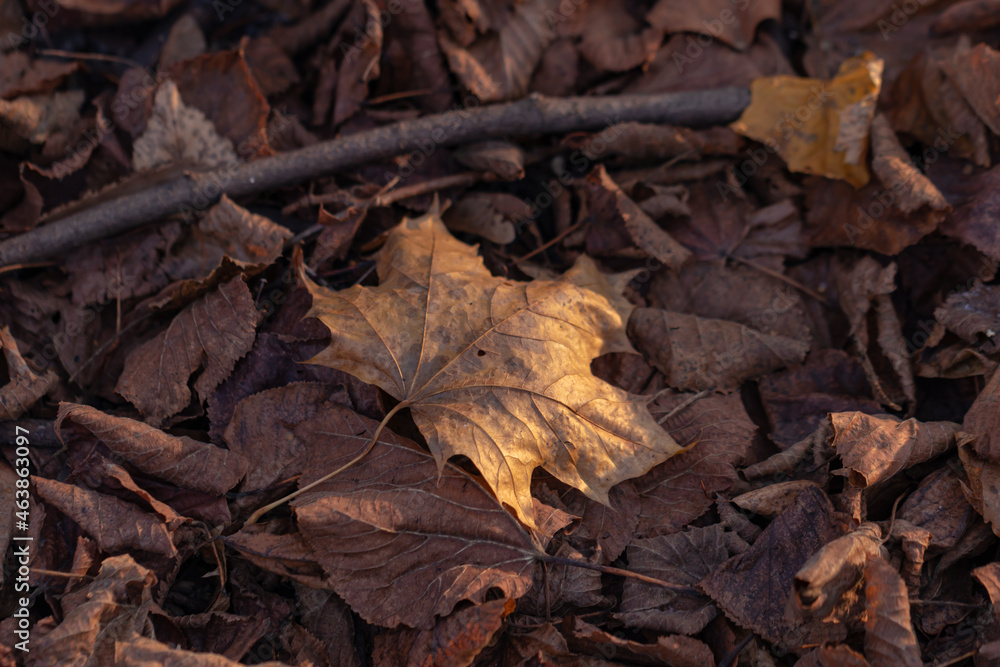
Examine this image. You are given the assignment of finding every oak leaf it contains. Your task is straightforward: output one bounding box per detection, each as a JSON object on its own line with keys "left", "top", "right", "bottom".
{"left": 299, "top": 210, "right": 683, "bottom": 525}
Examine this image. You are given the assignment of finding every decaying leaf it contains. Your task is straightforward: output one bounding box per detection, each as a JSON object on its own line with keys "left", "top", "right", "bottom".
{"left": 731, "top": 53, "right": 883, "bottom": 187}
{"left": 629, "top": 308, "right": 809, "bottom": 392}
{"left": 563, "top": 616, "right": 715, "bottom": 667}
{"left": 829, "top": 411, "right": 959, "bottom": 488}
{"left": 578, "top": 0, "right": 662, "bottom": 72}
{"left": 287, "top": 404, "right": 538, "bottom": 629}
{"left": 957, "top": 439, "right": 1000, "bottom": 536}
{"left": 299, "top": 209, "right": 683, "bottom": 525}
{"left": 56, "top": 403, "right": 247, "bottom": 495}
{"left": 0, "top": 90, "right": 84, "bottom": 152}
{"left": 647, "top": 0, "right": 781, "bottom": 51}
{"left": 733, "top": 480, "right": 822, "bottom": 518}
{"left": 453, "top": 140, "right": 525, "bottom": 180}
{"left": 935, "top": 283, "right": 1000, "bottom": 355}
{"left": 864, "top": 556, "right": 923, "bottom": 667}
{"left": 963, "top": 369, "right": 1000, "bottom": 462}
{"left": 116, "top": 276, "right": 257, "bottom": 425}
{"left": 132, "top": 80, "right": 238, "bottom": 172}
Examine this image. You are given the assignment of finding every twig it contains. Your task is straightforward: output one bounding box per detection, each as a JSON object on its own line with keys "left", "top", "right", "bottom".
{"left": 656, "top": 388, "right": 713, "bottom": 424}
{"left": 515, "top": 219, "right": 588, "bottom": 263}
{"left": 727, "top": 254, "right": 831, "bottom": 305}
{"left": 717, "top": 633, "right": 755, "bottom": 667}
{"left": 0, "top": 88, "right": 751, "bottom": 268}
{"left": 36, "top": 48, "right": 143, "bottom": 69}
{"left": 536, "top": 555, "right": 697, "bottom": 593}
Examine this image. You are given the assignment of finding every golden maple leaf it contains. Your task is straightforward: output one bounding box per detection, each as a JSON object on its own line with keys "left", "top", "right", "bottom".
{"left": 297, "top": 210, "right": 684, "bottom": 525}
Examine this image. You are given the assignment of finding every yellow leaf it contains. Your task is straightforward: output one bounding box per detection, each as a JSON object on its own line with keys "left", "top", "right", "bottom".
{"left": 299, "top": 209, "right": 684, "bottom": 526}
{"left": 731, "top": 53, "right": 884, "bottom": 187}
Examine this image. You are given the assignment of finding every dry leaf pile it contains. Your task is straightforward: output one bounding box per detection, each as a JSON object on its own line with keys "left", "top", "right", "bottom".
{"left": 2, "top": 1, "right": 1000, "bottom": 666}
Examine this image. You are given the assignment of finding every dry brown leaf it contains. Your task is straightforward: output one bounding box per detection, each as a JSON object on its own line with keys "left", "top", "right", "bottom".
{"left": 647, "top": 0, "right": 780, "bottom": 51}
{"left": 225, "top": 527, "right": 333, "bottom": 590}
{"left": 168, "top": 50, "right": 271, "bottom": 158}
{"left": 974, "top": 562, "right": 1000, "bottom": 626}
{"left": 795, "top": 645, "right": 871, "bottom": 667}
{"left": 894, "top": 467, "right": 974, "bottom": 551}
{"left": 941, "top": 39, "right": 1000, "bottom": 135}
{"left": 519, "top": 542, "right": 604, "bottom": 615}
{"left": 791, "top": 522, "right": 886, "bottom": 621}
{"left": 442, "top": 191, "right": 520, "bottom": 244}
{"left": 30, "top": 555, "right": 156, "bottom": 666}
{"left": 634, "top": 391, "right": 755, "bottom": 536}
{"left": 563, "top": 616, "right": 715, "bottom": 667}
{"left": 629, "top": 308, "right": 809, "bottom": 392}
{"left": 964, "top": 369, "right": 1000, "bottom": 462}
{"left": 733, "top": 480, "right": 822, "bottom": 518}
{"left": 116, "top": 276, "right": 257, "bottom": 426}
{"left": 864, "top": 556, "right": 922, "bottom": 667}
{"left": 373, "top": 598, "right": 514, "bottom": 667}
{"left": 114, "top": 634, "right": 286, "bottom": 666}
{"left": 0, "top": 52, "right": 80, "bottom": 99}
{"left": 160, "top": 14, "right": 206, "bottom": 68}
{"left": 941, "top": 165, "right": 1000, "bottom": 262}
{"left": 33, "top": 477, "right": 177, "bottom": 557}
{"left": 453, "top": 140, "right": 525, "bottom": 181}
{"left": 243, "top": 35, "right": 300, "bottom": 97}
{"left": 870, "top": 113, "right": 949, "bottom": 216}
{"left": 957, "top": 439, "right": 1000, "bottom": 535}
{"left": 334, "top": 0, "right": 382, "bottom": 126}
{"left": 132, "top": 80, "right": 238, "bottom": 173}
{"left": 616, "top": 523, "right": 737, "bottom": 635}
{"left": 56, "top": 403, "right": 247, "bottom": 495}
{"left": 584, "top": 164, "right": 692, "bottom": 270}
{"left": 0, "top": 325, "right": 57, "bottom": 420}
{"left": 731, "top": 52, "right": 883, "bottom": 187}
{"left": 300, "top": 209, "right": 682, "bottom": 526}
{"left": 935, "top": 283, "right": 1000, "bottom": 355}
{"left": 0, "top": 90, "right": 84, "bottom": 153}
{"left": 829, "top": 412, "right": 959, "bottom": 488}
{"left": 438, "top": 0, "right": 558, "bottom": 102}
{"left": 554, "top": 480, "right": 640, "bottom": 564}
{"left": 284, "top": 403, "right": 538, "bottom": 629}
{"left": 578, "top": 0, "right": 662, "bottom": 72}
{"left": 699, "top": 486, "right": 845, "bottom": 651}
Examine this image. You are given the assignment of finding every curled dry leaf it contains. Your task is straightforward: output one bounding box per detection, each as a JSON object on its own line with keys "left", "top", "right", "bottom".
{"left": 894, "top": 466, "right": 974, "bottom": 550}
{"left": 132, "top": 80, "right": 238, "bottom": 173}
{"left": 56, "top": 403, "right": 247, "bottom": 496}
{"left": 0, "top": 52, "right": 80, "bottom": 99}
{"left": 699, "top": 486, "right": 845, "bottom": 651}
{"left": 563, "top": 616, "right": 715, "bottom": 667}
{"left": 442, "top": 191, "right": 520, "bottom": 244}
{"left": 453, "top": 140, "right": 525, "bottom": 180}
{"left": 583, "top": 164, "right": 691, "bottom": 271}
{"left": 578, "top": 0, "right": 662, "bottom": 72}
{"left": 114, "top": 635, "right": 286, "bottom": 666}
{"left": 647, "top": 0, "right": 781, "bottom": 51}
{"left": 299, "top": 209, "right": 683, "bottom": 526}
{"left": 33, "top": 477, "right": 177, "bottom": 557}
{"left": 791, "top": 522, "right": 885, "bottom": 621}
{"left": 733, "top": 480, "right": 822, "bottom": 518}
{"left": 116, "top": 276, "right": 258, "bottom": 426}
{"left": 438, "top": 0, "right": 558, "bottom": 102}
{"left": 635, "top": 390, "right": 756, "bottom": 536}
{"left": 616, "top": 523, "right": 738, "bottom": 635}
{"left": 935, "top": 283, "right": 1000, "bottom": 355}
{"left": 731, "top": 52, "right": 883, "bottom": 187}
{"left": 286, "top": 403, "right": 538, "bottom": 629}
{"left": 334, "top": 0, "right": 383, "bottom": 126}
{"left": 963, "top": 369, "right": 1000, "bottom": 462}
{"left": 870, "top": 113, "right": 949, "bottom": 216}
{"left": 957, "top": 439, "right": 1000, "bottom": 536}
{"left": 940, "top": 39, "right": 1000, "bottom": 135}
{"left": 973, "top": 562, "right": 1000, "bottom": 626}
{"left": 0, "top": 325, "right": 57, "bottom": 420}
{"left": 829, "top": 411, "right": 959, "bottom": 488}
{"left": 373, "top": 598, "right": 515, "bottom": 667}
{"left": 864, "top": 556, "right": 923, "bottom": 667}
{"left": 940, "top": 164, "right": 1000, "bottom": 262}
{"left": 0, "top": 90, "right": 84, "bottom": 153}
{"left": 629, "top": 308, "right": 809, "bottom": 392}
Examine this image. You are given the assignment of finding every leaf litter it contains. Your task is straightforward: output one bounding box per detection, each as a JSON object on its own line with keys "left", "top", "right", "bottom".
{"left": 1, "top": 2, "right": 1000, "bottom": 665}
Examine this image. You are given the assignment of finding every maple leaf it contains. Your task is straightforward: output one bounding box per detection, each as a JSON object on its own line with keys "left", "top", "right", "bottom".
{"left": 297, "top": 210, "right": 684, "bottom": 525}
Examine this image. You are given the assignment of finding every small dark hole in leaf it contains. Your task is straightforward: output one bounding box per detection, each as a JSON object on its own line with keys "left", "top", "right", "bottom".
{"left": 477, "top": 350, "right": 486, "bottom": 357}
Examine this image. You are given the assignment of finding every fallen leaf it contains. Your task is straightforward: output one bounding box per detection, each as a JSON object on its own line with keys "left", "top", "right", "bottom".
{"left": 132, "top": 80, "right": 238, "bottom": 173}
{"left": 34, "top": 477, "right": 177, "bottom": 557}
{"left": 940, "top": 39, "right": 1000, "bottom": 135}
{"left": 941, "top": 165, "right": 1000, "bottom": 262}
{"left": 733, "top": 480, "right": 822, "bottom": 518}
{"left": 963, "top": 369, "right": 1000, "bottom": 462}
{"left": 829, "top": 412, "right": 959, "bottom": 488}
{"left": 56, "top": 403, "right": 247, "bottom": 495}
{"left": 373, "top": 598, "right": 515, "bottom": 667}
{"left": 699, "top": 486, "right": 845, "bottom": 651}
{"left": 629, "top": 308, "right": 809, "bottom": 392}
{"left": 584, "top": 165, "right": 691, "bottom": 270}
{"left": 300, "top": 209, "right": 683, "bottom": 525}
{"left": 116, "top": 276, "right": 258, "bottom": 426}
{"left": 563, "top": 616, "right": 715, "bottom": 667}
{"left": 958, "top": 437, "right": 1000, "bottom": 536}
{"left": 795, "top": 645, "right": 871, "bottom": 666}
{"left": 935, "top": 283, "right": 1000, "bottom": 354}
{"left": 647, "top": 0, "right": 781, "bottom": 51}
{"left": 731, "top": 53, "right": 884, "bottom": 187}
{"left": 864, "top": 556, "right": 923, "bottom": 667}
{"left": 634, "top": 391, "right": 756, "bottom": 536}
{"left": 974, "top": 562, "right": 1000, "bottom": 626}
{"left": 114, "top": 634, "right": 285, "bottom": 666}
{"left": 616, "top": 523, "right": 737, "bottom": 635}
{"left": 870, "top": 113, "right": 949, "bottom": 216}
{"left": 894, "top": 466, "right": 974, "bottom": 551}
{"left": 0, "top": 90, "right": 84, "bottom": 153}
{"left": 453, "top": 141, "right": 525, "bottom": 180}
{"left": 334, "top": 0, "right": 383, "bottom": 126}
{"left": 438, "top": 0, "right": 558, "bottom": 102}
{"left": 160, "top": 14, "right": 206, "bottom": 68}
{"left": 0, "top": 52, "right": 79, "bottom": 99}
{"left": 442, "top": 191, "right": 520, "bottom": 244}
{"left": 287, "top": 404, "right": 538, "bottom": 628}
{"left": 242, "top": 36, "right": 300, "bottom": 97}
{"left": 578, "top": 0, "right": 662, "bottom": 72}
{"left": 518, "top": 542, "right": 604, "bottom": 615}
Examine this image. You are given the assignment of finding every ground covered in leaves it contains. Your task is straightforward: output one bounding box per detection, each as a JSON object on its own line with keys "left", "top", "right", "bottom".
{"left": 2, "top": 0, "right": 1000, "bottom": 665}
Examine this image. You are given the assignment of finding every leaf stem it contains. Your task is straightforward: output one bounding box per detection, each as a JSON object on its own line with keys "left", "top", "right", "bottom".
{"left": 536, "top": 555, "right": 698, "bottom": 594}
{"left": 244, "top": 401, "right": 409, "bottom": 525}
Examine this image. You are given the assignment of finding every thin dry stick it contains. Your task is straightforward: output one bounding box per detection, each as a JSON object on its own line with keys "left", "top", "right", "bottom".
{"left": 515, "top": 219, "right": 588, "bottom": 263}
{"left": 283, "top": 170, "right": 485, "bottom": 215}
{"left": 537, "top": 555, "right": 697, "bottom": 593}
{"left": 728, "top": 254, "right": 831, "bottom": 305}
{"left": 244, "top": 400, "right": 410, "bottom": 525}
{"left": 0, "top": 88, "right": 751, "bottom": 268}
{"left": 657, "top": 388, "right": 713, "bottom": 424}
